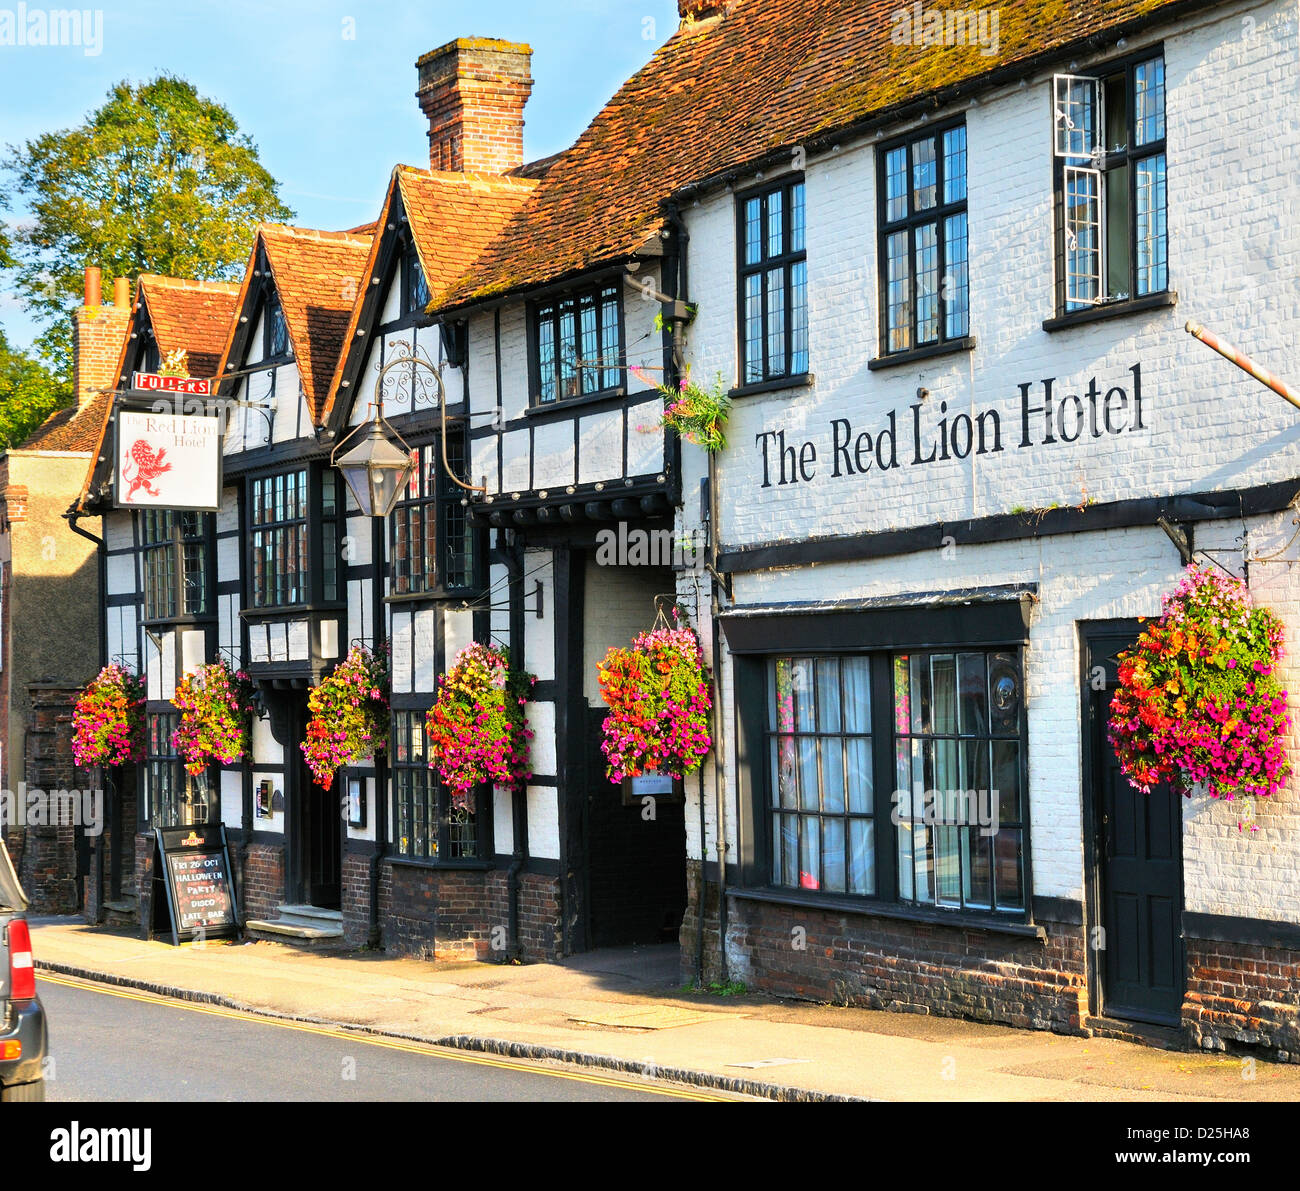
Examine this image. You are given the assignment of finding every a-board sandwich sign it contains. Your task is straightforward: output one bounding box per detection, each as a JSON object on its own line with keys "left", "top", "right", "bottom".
{"left": 153, "top": 824, "right": 240, "bottom": 945}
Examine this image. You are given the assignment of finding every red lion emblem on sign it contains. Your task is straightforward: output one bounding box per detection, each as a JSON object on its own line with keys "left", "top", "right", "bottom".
{"left": 123, "top": 439, "right": 172, "bottom": 502}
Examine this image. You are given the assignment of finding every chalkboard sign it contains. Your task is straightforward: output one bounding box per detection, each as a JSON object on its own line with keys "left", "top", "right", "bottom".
{"left": 153, "top": 825, "right": 240, "bottom": 945}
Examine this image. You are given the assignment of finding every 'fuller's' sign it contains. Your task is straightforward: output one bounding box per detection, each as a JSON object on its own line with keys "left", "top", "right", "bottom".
{"left": 133, "top": 371, "right": 212, "bottom": 396}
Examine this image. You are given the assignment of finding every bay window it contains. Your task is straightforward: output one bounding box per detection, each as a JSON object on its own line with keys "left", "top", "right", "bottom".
{"left": 140, "top": 511, "right": 212, "bottom": 621}
{"left": 392, "top": 709, "right": 484, "bottom": 862}
{"left": 390, "top": 434, "right": 478, "bottom": 597}
{"left": 751, "top": 631, "right": 1030, "bottom": 919}
{"left": 144, "top": 711, "right": 212, "bottom": 829}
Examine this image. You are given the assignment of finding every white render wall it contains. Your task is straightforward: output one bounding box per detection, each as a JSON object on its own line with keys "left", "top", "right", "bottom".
{"left": 675, "top": 0, "right": 1300, "bottom": 924}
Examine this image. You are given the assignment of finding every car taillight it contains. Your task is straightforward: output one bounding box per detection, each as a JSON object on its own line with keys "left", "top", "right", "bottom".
{"left": 6, "top": 919, "right": 35, "bottom": 1001}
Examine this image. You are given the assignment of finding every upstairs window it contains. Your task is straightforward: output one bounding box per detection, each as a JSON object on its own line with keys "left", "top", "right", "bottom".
{"left": 531, "top": 281, "right": 623, "bottom": 404}
{"left": 738, "top": 176, "right": 808, "bottom": 384}
{"left": 1053, "top": 54, "right": 1167, "bottom": 312}
{"left": 264, "top": 293, "right": 291, "bottom": 360}
{"left": 402, "top": 241, "right": 430, "bottom": 317}
{"left": 139, "top": 511, "right": 211, "bottom": 621}
{"left": 877, "top": 122, "right": 969, "bottom": 355}
{"left": 390, "top": 435, "right": 478, "bottom": 597}
{"left": 249, "top": 469, "right": 308, "bottom": 607}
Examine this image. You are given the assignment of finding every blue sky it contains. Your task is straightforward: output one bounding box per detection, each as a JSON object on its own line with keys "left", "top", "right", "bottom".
{"left": 0, "top": 0, "right": 679, "bottom": 350}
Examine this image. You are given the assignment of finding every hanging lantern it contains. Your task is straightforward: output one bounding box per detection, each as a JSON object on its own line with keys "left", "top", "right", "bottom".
{"left": 333, "top": 420, "right": 414, "bottom": 518}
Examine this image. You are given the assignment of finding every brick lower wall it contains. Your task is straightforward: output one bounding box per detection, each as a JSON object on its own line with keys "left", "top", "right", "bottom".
{"left": 239, "top": 841, "right": 285, "bottom": 922}
{"left": 683, "top": 862, "right": 1090, "bottom": 1032}
{"left": 1183, "top": 937, "right": 1300, "bottom": 1062}
{"left": 376, "top": 861, "right": 562, "bottom": 962}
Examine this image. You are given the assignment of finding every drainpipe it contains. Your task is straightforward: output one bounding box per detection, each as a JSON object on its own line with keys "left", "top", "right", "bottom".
{"left": 369, "top": 513, "right": 387, "bottom": 949}
{"left": 505, "top": 539, "right": 528, "bottom": 960}
{"left": 664, "top": 203, "right": 727, "bottom": 983}
{"left": 66, "top": 508, "right": 107, "bottom": 923}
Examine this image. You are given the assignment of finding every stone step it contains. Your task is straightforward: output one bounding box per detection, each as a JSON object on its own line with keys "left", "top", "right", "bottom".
{"left": 244, "top": 903, "right": 345, "bottom": 948}
{"left": 276, "top": 904, "right": 343, "bottom": 927}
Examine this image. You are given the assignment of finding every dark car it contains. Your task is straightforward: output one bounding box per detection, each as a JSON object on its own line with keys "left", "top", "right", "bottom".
{"left": 0, "top": 839, "right": 46, "bottom": 1101}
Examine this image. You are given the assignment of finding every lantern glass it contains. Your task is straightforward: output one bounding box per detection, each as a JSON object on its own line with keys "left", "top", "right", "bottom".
{"left": 334, "top": 421, "right": 414, "bottom": 517}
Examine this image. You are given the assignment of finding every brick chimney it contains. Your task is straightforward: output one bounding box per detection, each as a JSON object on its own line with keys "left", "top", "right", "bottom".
{"left": 416, "top": 38, "right": 533, "bottom": 174}
{"left": 71, "top": 266, "right": 130, "bottom": 409}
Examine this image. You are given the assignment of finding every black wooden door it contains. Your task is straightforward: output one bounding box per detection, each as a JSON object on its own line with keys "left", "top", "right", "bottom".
{"left": 303, "top": 763, "right": 341, "bottom": 909}
{"left": 1093, "top": 686, "right": 1185, "bottom": 1025}
{"left": 584, "top": 707, "right": 687, "bottom": 949}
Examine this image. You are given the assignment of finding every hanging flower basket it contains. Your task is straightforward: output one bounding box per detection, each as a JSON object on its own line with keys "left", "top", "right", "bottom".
{"left": 1109, "top": 565, "right": 1292, "bottom": 827}
{"left": 301, "top": 644, "right": 390, "bottom": 789}
{"left": 597, "top": 620, "right": 713, "bottom": 784}
{"left": 72, "top": 664, "right": 147, "bottom": 768}
{"left": 172, "top": 660, "right": 256, "bottom": 776}
{"left": 425, "top": 643, "right": 535, "bottom": 811}
{"left": 632, "top": 366, "right": 731, "bottom": 453}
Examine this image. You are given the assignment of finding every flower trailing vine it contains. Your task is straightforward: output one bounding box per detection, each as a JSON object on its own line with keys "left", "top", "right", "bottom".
{"left": 632, "top": 366, "right": 731, "bottom": 453}
{"left": 1109, "top": 565, "right": 1291, "bottom": 829}
{"left": 597, "top": 618, "right": 713, "bottom": 784}
{"left": 426, "top": 643, "right": 535, "bottom": 810}
{"left": 301, "top": 644, "right": 390, "bottom": 789}
{"left": 172, "top": 660, "right": 256, "bottom": 776}
{"left": 72, "top": 664, "right": 147, "bottom": 768}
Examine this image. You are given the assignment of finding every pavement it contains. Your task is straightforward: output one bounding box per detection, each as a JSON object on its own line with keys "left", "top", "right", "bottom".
{"left": 28, "top": 916, "right": 1300, "bottom": 1102}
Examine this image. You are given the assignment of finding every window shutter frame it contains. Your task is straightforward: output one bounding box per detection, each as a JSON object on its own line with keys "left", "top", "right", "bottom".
{"left": 1053, "top": 74, "right": 1104, "bottom": 161}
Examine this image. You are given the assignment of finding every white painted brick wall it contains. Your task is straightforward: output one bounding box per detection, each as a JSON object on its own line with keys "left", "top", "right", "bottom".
{"left": 671, "top": 0, "right": 1300, "bottom": 924}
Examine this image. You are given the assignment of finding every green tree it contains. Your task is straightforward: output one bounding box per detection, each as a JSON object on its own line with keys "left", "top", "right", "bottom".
{"left": 3, "top": 74, "right": 293, "bottom": 379}
{"left": 0, "top": 328, "right": 71, "bottom": 450}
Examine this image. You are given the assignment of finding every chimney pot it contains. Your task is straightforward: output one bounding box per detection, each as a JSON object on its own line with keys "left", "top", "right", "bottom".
{"left": 113, "top": 277, "right": 130, "bottom": 308}
{"left": 84, "top": 266, "right": 102, "bottom": 308}
{"left": 416, "top": 37, "right": 533, "bottom": 174}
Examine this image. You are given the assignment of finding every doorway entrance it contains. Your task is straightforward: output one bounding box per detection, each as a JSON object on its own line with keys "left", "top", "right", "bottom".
{"left": 288, "top": 701, "right": 341, "bottom": 909}
{"left": 1085, "top": 623, "right": 1185, "bottom": 1026}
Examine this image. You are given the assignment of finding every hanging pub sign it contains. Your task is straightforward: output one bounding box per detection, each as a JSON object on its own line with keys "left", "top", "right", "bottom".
{"left": 151, "top": 824, "right": 240, "bottom": 946}
{"left": 132, "top": 371, "right": 212, "bottom": 396}
{"left": 115, "top": 408, "right": 221, "bottom": 511}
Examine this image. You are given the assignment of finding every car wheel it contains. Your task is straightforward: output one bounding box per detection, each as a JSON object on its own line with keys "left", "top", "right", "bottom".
{"left": 0, "top": 1079, "right": 45, "bottom": 1102}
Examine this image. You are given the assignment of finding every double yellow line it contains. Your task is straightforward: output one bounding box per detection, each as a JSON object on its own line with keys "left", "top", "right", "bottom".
{"left": 39, "top": 972, "right": 730, "bottom": 1101}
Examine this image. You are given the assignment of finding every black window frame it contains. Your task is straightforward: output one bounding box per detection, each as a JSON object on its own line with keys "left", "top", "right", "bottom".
{"left": 246, "top": 465, "right": 342, "bottom": 610}
{"left": 875, "top": 119, "right": 970, "bottom": 357}
{"left": 401, "top": 238, "right": 431, "bottom": 319}
{"left": 1052, "top": 49, "right": 1169, "bottom": 316}
{"left": 263, "top": 290, "right": 291, "bottom": 363}
{"left": 737, "top": 636, "right": 1032, "bottom": 924}
{"left": 736, "top": 173, "right": 808, "bottom": 386}
{"left": 143, "top": 710, "right": 214, "bottom": 831}
{"left": 390, "top": 707, "right": 490, "bottom": 864}
{"left": 527, "top": 279, "right": 625, "bottom": 406}
{"left": 138, "top": 510, "right": 214, "bottom": 624}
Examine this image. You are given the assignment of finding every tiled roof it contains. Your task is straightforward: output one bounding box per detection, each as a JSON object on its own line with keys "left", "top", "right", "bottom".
{"left": 21, "top": 392, "right": 109, "bottom": 452}
{"left": 320, "top": 167, "right": 536, "bottom": 424}
{"left": 28, "top": 275, "right": 238, "bottom": 456}
{"left": 401, "top": 167, "right": 538, "bottom": 307}
{"left": 137, "top": 275, "right": 241, "bottom": 379}
{"left": 434, "top": 0, "right": 1205, "bottom": 310}
{"left": 249, "top": 224, "right": 373, "bottom": 421}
